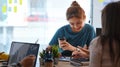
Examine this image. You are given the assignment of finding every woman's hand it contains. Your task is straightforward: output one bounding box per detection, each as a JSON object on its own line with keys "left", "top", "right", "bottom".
{"left": 72, "top": 46, "right": 89, "bottom": 58}
{"left": 58, "top": 39, "right": 76, "bottom": 51}
{"left": 77, "top": 46, "right": 89, "bottom": 54}
{"left": 20, "top": 55, "right": 36, "bottom": 67}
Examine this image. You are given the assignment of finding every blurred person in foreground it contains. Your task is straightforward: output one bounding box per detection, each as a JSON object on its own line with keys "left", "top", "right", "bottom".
{"left": 89, "top": 1, "right": 120, "bottom": 67}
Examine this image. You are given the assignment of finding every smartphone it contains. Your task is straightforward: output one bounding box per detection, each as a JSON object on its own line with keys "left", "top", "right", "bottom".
{"left": 58, "top": 37, "right": 66, "bottom": 48}
{"left": 59, "top": 37, "right": 66, "bottom": 41}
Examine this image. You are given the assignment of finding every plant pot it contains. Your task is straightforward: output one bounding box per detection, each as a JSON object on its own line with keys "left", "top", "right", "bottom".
{"left": 54, "top": 58, "right": 59, "bottom": 65}
{"left": 45, "top": 61, "right": 53, "bottom": 67}
{"left": 39, "top": 58, "right": 45, "bottom": 66}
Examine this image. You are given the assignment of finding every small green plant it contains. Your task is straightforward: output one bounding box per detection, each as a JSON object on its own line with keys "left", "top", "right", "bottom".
{"left": 39, "top": 49, "right": 45, "bottom": 58}
{"left": 51, "top": 45, "right": 60, "bottom": 58}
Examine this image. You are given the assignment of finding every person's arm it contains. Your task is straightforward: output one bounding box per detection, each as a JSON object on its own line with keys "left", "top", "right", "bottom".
{"left": 72, "top": 45, "right": 89, "bottom": 58}
{"left": 58, "top": 40, "right": 76, "bottom": 51}
{"left": 49, "top": 27, "right": 64, "bottom": 46}
{"left": 78, "top": 46, "right": 89, "bottom": 55}
{"left": 59, "top": 41, "right": 89, "bottom": 58}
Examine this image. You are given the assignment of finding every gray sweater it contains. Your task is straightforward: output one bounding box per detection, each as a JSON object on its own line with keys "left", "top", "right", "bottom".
{"left": 89, "top": 37, "right": 120, "bottom": 67}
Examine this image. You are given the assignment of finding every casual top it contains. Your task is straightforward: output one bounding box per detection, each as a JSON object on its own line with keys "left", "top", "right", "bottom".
{"left": 49, "top": 24, "right": 96, "bottom": 53}
{"left": 89, "top": 37, "right": 120, "bottom": 67}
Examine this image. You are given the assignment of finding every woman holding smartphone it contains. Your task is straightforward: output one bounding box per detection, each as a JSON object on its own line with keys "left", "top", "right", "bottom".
{"left": 48, "top": 1, "right": 96, "bottom": 57}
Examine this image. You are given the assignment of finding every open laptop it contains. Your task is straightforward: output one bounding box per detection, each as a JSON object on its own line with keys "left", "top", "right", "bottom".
{"left": 96, "top": 28, "right": 102, "bottom": 36}
{"left": 1, "top": 41, "right": 40, "bottom": 67}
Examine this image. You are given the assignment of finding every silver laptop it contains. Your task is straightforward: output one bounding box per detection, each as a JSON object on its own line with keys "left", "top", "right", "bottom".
{"left": 3, "top": 41, "right": 39, "bottom": 67}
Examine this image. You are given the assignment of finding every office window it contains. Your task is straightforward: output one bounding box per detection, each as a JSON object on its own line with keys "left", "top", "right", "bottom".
{"left": 0, "top": 0, "right": 91, "bottom": 53}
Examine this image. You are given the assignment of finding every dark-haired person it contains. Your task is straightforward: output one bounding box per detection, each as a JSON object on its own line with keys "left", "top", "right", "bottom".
{"left": 47, "top": 1, "right": 96, "bottom": 57}
{"left": 89, "top": 1, "right": 120, "bottom": 67}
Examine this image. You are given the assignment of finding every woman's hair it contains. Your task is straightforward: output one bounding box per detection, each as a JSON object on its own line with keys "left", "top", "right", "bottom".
{"left": 66, "top": 1, "right": 86, "bottom": 20}
{"left": 100, "top": 1, "right": 120, "bottom": 65}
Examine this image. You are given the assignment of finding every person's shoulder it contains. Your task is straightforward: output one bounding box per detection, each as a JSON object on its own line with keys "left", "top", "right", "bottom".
{"left": 85, "top": 24, "right": 94, "bottom": 29}
{"left": 89, "top": 36, "right": 102, "bottom": 50}
{"left": 89, "top": 36, "right": 102, "bottom": 59}
{"left": 90, "top": 36, "right": 100, "bottom": 44}
{"left": 84, "top": 24, "right": 94, "bottom": 32}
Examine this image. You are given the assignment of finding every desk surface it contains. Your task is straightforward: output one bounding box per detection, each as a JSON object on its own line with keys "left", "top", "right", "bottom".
{"left": 40, "top": 61, "right": 89, "bottom": 67}
{"left": 0, "top": 59, "right": 89, "bottom": 67}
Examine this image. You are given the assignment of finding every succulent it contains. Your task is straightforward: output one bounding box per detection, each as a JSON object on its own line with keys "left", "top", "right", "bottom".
{"left": 39, "top": 45, "right": 60, "bottom": 58}
{"left": 39, "top": 49, "right": 45, "bottom": 58}
{"left": 51, "top": 45, "right": 60, "bottom": 58}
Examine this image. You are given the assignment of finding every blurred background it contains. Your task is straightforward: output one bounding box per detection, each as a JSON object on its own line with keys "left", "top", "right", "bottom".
{"left": 0, "top": 0, "right": 118, "bottom": 53}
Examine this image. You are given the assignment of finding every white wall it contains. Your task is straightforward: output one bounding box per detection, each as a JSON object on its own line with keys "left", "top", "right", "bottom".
{"left": 92, "top": 0, "right": 119, "bottom": 29}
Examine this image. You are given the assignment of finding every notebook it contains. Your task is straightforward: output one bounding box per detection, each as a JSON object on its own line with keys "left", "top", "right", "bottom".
{"left": 2, "top": 41, "right": 40, "bottom": 67}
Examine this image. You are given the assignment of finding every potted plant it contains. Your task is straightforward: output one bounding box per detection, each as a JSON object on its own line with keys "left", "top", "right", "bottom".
{"left": 51, "top": 45, "right": 60, "bottom": 65}
{"left": 39, "top": 49, "right": 45, "bottom": 65}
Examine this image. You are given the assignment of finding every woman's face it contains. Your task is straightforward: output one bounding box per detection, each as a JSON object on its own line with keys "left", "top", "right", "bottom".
{"left": 68, "top": 17, "right": 85, "bottom": 32}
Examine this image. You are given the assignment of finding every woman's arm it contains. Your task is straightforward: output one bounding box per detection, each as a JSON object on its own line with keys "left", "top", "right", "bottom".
{"left": 58, "top": 40, "right": 76, "bottom": 51}
{"left": 72, "top": 45, "right": 89, "bottom": 58}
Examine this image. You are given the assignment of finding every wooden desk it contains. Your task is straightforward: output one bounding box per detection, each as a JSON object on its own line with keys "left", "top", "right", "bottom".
{"left": 40, "top": 61, "right": 89, "bottom": 67}
{"left": 0, "top": 61, "right": 89, "bottom": 67}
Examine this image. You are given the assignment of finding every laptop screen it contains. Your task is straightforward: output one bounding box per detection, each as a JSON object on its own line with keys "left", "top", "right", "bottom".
{"left": 8, "top": 41, "right": 39, "bottom": 67}
{"left": 96, "top": 28, "right": 102, "bottom": 36}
